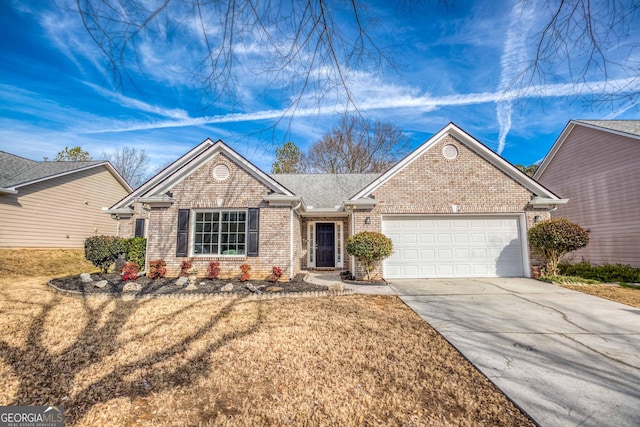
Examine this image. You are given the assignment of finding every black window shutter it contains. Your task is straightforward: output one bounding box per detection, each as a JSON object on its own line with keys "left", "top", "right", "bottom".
{"left": 247, "top": 208, "right": 259, "bottom": 257}
{"left": 134, "top": 219, "right": 145, "bottom": 238}
{"left": 176, "top": 209, "right": 190, "bottom": 257}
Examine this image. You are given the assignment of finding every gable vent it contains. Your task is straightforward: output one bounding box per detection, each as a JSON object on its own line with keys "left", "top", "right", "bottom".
{"left": 443, "top": 144, "right": 459, "bottom": 160}
{"left": 213, "top": 164, "right": 230, "bottom": 181}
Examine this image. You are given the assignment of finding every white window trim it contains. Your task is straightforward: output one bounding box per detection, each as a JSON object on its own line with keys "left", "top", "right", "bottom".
{"left": 190, "top": 208, "right": 248, "bottom": 257}
{"left": 307, "top": 221, "right": 344, "bottom": 269}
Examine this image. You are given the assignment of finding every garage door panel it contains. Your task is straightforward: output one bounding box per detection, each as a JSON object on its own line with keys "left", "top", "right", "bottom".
{"left": 382, "top": 216, "right": 524, "bottom": 279}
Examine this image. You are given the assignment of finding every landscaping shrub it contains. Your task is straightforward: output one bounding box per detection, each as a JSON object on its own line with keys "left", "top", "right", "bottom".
{"left": 126, "top": 237, "right": 146, "bottom": 269}
{"left": 84, "top": 235, "right": 123, "bottom": 274}
{"left": 528, "top": 218, "right": 589, "bottom": 276}
{"left": 121, "top": 262, "right": 139, "bottom": 281}
{"left": 559, "top": 261, "right": 640, "bottom": 283}
{"left": 346, "top": 231, "right": 393, "bottom": 281}
{"left": 148, "top": 259, "right": 167, "bottom": 280}
{"left": 180, "top": 259, "right": 193, "bottom": 277}
{"left": 207, "top": 261, "right": 221, "bottom": 279}
{"left": 240, "top": 263, "right": 251, "bottom": 281}
{"left": 267, "top": 266, "right": 283, "bottom": 282}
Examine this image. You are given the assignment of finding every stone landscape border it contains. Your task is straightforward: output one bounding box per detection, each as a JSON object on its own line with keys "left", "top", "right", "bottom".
{"left": 47, "top": 279, "right": 354, "bottom": 300}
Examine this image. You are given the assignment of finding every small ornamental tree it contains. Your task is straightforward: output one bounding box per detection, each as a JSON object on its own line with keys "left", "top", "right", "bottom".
{"left": 84, "top": 235, "right": 123, "bottom": 273}
{"left": 346, "top": 231, "right": 393, "bottom": 281}
{"left": 528, "top": 217, "right": 589, "bottom": 276}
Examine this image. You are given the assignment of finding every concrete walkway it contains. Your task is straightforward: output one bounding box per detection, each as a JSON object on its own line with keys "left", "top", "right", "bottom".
{"left": 389, "top": 277, "right": 640, "bottom": 427}
{"left": 303, "top": 270, "right": 396, "bottom": 295}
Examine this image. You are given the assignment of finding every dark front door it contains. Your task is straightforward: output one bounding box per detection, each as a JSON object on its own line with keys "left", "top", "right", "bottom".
{"left": 316, "top": 223, "right": 335, "bottom": 268}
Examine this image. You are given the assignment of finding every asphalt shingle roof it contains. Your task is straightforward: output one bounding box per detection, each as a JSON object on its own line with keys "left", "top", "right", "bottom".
{"left": 272, "top": 173, "right": 380, "bottom": 208}
{"left": 577, "top": 120, "right": 640, "bottom": 137}
{"left": 0, "top": 151, "right": 105, "bottom": 188}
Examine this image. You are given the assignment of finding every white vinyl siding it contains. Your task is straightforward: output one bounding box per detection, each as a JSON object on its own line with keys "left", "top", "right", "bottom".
{"left": 382, "top": 215, "right": 525, "bottom": 278}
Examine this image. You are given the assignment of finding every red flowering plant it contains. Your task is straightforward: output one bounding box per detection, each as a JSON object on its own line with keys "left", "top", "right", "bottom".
{"left": 121, "top": 262, "right": 139, "bottom": 281}
{"left": 180, "top": 259, "right": 193, "bottom": 277}
{"left": 148, "top": 259, "right": 167, "bottom": 279}
{"left": 207, "top": 261, "right": 221, "bottom": 279}
{"left": 268, "top": 266, "right": 283, "bottom": 282}
{"left": 240, "top": 263, "right": 251, "bottom": 282}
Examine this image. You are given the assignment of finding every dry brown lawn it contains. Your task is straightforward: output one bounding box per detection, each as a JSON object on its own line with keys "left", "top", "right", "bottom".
{"left": 0, "top": 250, "right": 535, "bottom": 426}
{"left": 558, "top": 283, "right": 640, "bottom": 308}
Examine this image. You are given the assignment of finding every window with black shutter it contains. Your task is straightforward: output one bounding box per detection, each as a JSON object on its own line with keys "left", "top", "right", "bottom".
{"left": 247, "top": 208, "right": 260, "bottom": 257}
{"left": 176, "top": 209, "right": 190, "bottom": 257}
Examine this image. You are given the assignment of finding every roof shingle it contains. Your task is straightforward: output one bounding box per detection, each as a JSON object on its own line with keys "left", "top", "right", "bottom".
{"left": 271, "top": 173, "right": 380, "bottom": 208}
{"left": 0, "top": 151, "right": 105, "bottom": 188}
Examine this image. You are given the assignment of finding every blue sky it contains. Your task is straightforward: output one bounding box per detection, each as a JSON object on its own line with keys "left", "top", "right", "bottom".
{"left": 1, "top": 0, "right": 639, "bottom": 173}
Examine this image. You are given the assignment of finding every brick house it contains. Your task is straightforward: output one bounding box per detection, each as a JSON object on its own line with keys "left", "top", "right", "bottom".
{"left": 106, "top": 123, "right": 565, "bottom": 279}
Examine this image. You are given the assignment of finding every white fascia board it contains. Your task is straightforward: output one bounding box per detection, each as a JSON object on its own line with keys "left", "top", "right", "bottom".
{"left": 529, "top": 196, "right": 569, "bottom": 208}
{"left": 343, "top": 198, "right": 378, "bottom": 209}
{"left": 0, "top": 187, "right": 18, "bottom": 194}
{"left": 299, "top": 208, "right": 348, "bottom": 218}
{"left": 264, "top": 195, "right": 302, "bottom": 207}
{"left": 102, "top": 207, "right": 134, "bottom": 218}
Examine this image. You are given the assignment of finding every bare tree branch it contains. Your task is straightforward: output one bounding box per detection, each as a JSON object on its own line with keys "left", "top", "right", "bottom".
{"left": 307, "top": 115, "right": 410, "bottom": 173}
{"left": 73, "top": 0, "right": 392, "bottom": 112}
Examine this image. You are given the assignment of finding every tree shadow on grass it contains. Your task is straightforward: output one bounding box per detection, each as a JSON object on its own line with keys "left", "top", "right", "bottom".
{"left": 0, "top": 287, "right": 263, "bottom": 425}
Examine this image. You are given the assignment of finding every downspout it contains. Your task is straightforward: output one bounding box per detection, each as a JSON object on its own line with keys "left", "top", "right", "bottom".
{"left": 290, "top": 201, "right": 302, "bottom": 280}
{"left": 347, "top": 206, "right": 356, "bottom": 278}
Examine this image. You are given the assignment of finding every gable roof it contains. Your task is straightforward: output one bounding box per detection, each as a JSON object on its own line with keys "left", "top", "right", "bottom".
{"left": 0, "top": 151, "right": 131, "bottom": 194}
{"left": 534, "top": 120, "right": 640, "bottom": 179}
{"left": 272, "top": 173, "right": 379, "bottom": 209}
{"left": 351, "top": 122, "right": 564, "bottom": 204}
{"left": 108, "top": 139, "right": 295, "bottom": 212}
{"left": 575, "top": 120, "right": 640, "bottom": 137}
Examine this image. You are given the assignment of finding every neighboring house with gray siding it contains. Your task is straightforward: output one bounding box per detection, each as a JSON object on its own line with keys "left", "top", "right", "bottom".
{"left": 534, "top": 120, "right": 640, "bottom": 267}
{"left": 0, "top": 151, "right": 131, "bottom": 248}
{"left": 107, "top": 123, "right": 565, "bottom": 280}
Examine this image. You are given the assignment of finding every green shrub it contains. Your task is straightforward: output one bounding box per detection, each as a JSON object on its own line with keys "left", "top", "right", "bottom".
{"left": 559, "top": 261, "right": 640, "bottom": 283}
{"left": 346, "top": 231, "right": 393, "bottom": 281}
{"left": 84, "top": 235, "right": 123, "bottom": 274}
{"left": 528, "top": 218, "right": 589, "bottom": 276}
{"left": 126, "top": 237, "right": 146, "bottom": 269}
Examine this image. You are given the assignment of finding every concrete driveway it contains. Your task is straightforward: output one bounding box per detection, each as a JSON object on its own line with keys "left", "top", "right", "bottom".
{"left": 388, "top": 277, "right": 640, "bottom": 427}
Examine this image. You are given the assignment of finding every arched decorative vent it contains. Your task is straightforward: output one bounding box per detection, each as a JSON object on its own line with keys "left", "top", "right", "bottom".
{"left": 212, "top": 163, "right": 231, "bottom": 181}
{"left": 443, "top": 144, "right": 459, "bottom": 160}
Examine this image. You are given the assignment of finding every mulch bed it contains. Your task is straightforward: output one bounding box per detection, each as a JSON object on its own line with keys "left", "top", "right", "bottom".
{"left": 49, "top": 273, "right": 329, "bottom": 297}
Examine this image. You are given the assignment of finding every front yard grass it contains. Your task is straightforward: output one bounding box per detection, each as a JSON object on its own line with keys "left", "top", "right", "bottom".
{"left": 0, "top": 273, "right": 534, "bottom": 426}
{"left": 539, "top": 274, "right": 640, "bottom": 309}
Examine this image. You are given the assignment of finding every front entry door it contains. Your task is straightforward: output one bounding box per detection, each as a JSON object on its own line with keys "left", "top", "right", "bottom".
{"left": 316, "top": 223, "right": 335, "bottom": 268}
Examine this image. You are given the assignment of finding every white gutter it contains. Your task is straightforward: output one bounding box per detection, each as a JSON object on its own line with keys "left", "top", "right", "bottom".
{"left": 0, "top": 188, "right": 18, "bottom": 195}
{"left": 529, "top": 196, "right": 569, "bottom": 208}
{"left": 290, "top": 201, "right": 302, "bottom": 280}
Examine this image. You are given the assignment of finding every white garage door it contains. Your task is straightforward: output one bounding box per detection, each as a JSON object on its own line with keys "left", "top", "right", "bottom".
{"left": 382, "top": 216, "right": 525, "bottom": 278}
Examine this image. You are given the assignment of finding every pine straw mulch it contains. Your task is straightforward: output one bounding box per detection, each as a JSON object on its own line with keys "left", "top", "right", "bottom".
{"left": 48, "top": 273, "right": 328, "bottom": 297}
{"left": 0, "top": 276, "right": 535, "bottom": 427}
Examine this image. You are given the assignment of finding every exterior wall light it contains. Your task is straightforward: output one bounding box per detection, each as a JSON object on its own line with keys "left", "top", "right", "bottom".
{"left": 364, "top": 217, "right": 371, "bottom": 224}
